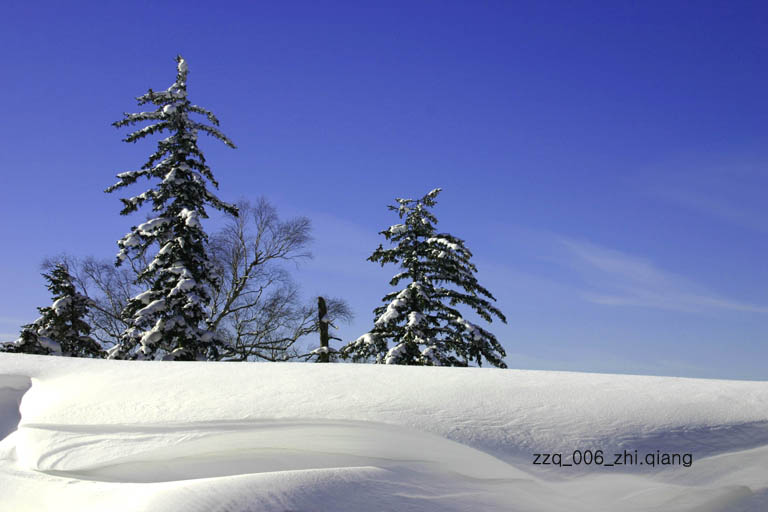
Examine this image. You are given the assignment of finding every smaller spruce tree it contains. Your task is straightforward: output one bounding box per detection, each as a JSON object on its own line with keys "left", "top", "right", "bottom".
{"left": 1, "top": 264, "right": 103, "bottom": 357}
{"left": 340, "top": 188, "right": 507, "bottom": 367}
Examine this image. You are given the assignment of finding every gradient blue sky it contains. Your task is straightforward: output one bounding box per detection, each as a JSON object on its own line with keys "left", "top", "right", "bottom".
{"left": 1, "top": 1, "right": 766, "bottom": 379}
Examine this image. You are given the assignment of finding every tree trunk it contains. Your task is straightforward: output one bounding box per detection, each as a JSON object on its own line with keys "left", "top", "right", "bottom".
{"left": 317, "top": 296, "right": 329, "bottom": 363}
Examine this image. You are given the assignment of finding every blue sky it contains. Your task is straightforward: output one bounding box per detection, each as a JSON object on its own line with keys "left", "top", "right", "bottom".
{"left": 1, "top": 1, "right": 766, "bottom": 379}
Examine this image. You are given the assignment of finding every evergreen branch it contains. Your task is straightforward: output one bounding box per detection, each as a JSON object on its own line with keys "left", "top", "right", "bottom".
{"left": 123, "top": 122, "right": 171, "bottom": 143}
{"left": 191, "top": 122, "right": 236, "bottom": 148}
{"left": 189, "top": 105, "right": 220, "bottom": 125}
{"left": 115, "top": 111, "right": 166, "bottom": 125}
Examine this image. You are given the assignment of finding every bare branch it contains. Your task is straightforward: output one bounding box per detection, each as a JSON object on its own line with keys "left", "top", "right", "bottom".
{"left": 44, "top": 198, "right": 349, "bottom": 362}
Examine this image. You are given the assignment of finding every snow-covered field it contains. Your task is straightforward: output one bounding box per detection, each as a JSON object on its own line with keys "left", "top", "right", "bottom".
{"left": 1, "top": 354, "right": 767, "bottom": 511}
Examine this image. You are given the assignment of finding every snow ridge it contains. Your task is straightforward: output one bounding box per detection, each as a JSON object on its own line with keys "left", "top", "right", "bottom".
{"left": 2, "top": 355, "right": 768, "bottom": 512}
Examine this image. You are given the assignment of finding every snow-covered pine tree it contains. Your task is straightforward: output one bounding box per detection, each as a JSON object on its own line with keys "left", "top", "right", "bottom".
{"left": 340, "top": 188, "right": 508, "bottom": 367}
{"left": 0, "top": 264, "right": 103, "bottom": 357}
{"left": 106, "top": 55, "right": 237, "bottom": 361}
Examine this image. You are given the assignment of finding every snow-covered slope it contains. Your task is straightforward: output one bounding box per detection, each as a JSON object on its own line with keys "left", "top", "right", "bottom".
{"left": 1, "top": 354, "right": 767, "bottom": 511}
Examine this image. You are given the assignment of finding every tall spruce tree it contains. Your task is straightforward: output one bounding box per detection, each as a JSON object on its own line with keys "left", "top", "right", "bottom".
{"left": 106, "top": 55, "right": 237, "bottom": 361}
{"left": 340, "top": 188, "right": 508, "bottom": 367}
{"left": 1, "top": 264, "right": 103, "bottom": 357}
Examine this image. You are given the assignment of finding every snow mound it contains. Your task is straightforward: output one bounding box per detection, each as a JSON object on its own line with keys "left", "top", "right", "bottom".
{"left": 19, "top": 419, "right": 528, "bottom": 483}
{"left": 1, "top": 354, "right": 768, "bottom": 511}
{"left": 0, "top": 374, "right": 32, "bottom": 439}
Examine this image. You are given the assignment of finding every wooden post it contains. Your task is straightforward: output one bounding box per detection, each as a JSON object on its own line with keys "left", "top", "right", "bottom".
{"left": 317, "top": 296, "right": 329, "bottom": 363}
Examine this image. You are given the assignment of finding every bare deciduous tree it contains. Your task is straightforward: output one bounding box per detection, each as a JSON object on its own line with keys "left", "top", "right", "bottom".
{"left": 208, "top": 199, "right": 351, "bottom": 360}
{"left": 48, "top": 198, "right": 351, "bottom": 361}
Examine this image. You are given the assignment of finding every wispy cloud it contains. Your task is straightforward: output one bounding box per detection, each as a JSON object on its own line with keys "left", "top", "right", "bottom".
{"left": 561, "top": 239, "right": 768, "bottom": 314}
{"left": 638, "top": 151, "right": 768, "bottom": 232}
{"left": 651, "top": 186, "right": 768, "bottom": 233}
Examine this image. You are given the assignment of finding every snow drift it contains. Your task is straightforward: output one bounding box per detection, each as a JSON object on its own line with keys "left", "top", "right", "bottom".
{"left": 1, "top": 353, "right": 767, "bottom": 511}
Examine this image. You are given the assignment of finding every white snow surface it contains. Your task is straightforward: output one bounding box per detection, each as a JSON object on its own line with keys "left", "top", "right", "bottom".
{"left": 1, "top": 354, "right": 767, "bottom": 511}
{"left": 427, "top": 237, "right": 460, "bottom": 251}
{"left": 179, "top": 208, "right": 201, "bottom": 229}
{"left": 388, "top": 224, "right": 407, "bottom": 235}
{"left": 137, "top": 217, "right": 169, "bottom": 236}
{"left": 407, "top": 311, "right": 425, "bottom": 328}
{"left": 36, "top": 337, "right": 62, "bottom": 356}
{"left": 374, "top": 288, "right": 410, "bottom": 326}
{"left": 50, "top": 297, "right": 72, "bottom": 316}
{"left": 135, "top": 299, "right": 167, "bottom": 321}
{"left": 454, "top": 315, "right": 483, "bottom": 341}
{"left": 134, "top": 290, "right": 156, "bottom": 305}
